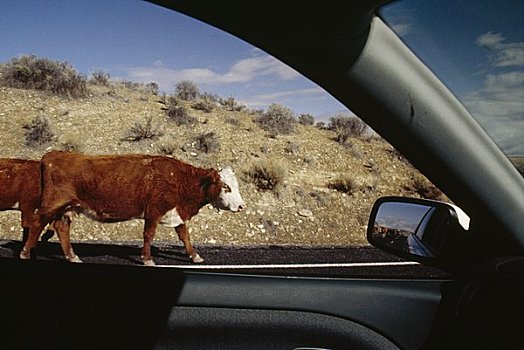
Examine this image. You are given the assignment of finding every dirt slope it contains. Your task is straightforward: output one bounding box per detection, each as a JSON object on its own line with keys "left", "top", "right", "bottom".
{"left": 0, "top": 84, "right": 440, "bottom": 247}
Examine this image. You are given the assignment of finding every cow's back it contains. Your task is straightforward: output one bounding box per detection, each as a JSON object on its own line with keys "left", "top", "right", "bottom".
{"left": 40, "top": 151, "right": 160, "bottom": 220}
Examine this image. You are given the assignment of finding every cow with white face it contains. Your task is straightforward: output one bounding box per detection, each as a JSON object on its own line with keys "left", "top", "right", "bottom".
{"left": 212, "top": 167, "right": 245, "bottom": 212}
{"left": 20, "top": 151, "right": 245, "bottom": 265}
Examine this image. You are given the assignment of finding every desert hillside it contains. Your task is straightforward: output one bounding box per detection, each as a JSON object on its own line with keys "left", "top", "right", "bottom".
{"left": 0, "top": 80, "right": 441, "bottom": 247}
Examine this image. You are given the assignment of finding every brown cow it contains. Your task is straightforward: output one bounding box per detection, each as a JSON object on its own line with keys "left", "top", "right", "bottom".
{"left": 0, "top": 158, "right": 54, "bottom": 243}
{"left": 20, "top": 151, "right": 244, "bottom": 265}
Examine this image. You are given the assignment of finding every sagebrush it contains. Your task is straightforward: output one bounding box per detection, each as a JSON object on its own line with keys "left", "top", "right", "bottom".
{"left": 298, "top": 114, "right": 315, "bottom": 126}
{"left": 192, "top": 96, "right": 215, "bottom": 113}
{"left": 194, "top": 132, "right": 220, "bottom": 154}
{"left": 0, "top": 55, "right": 88, "bottom": 97}
{"left": 328, "top": 175, "right": 358, "bottom": 194}
{"left": 90, "top": 70, "right": 110, "bottom": 86}
{"left": 175, "top": 80, "right": 199, "bottom": 101}
{"left": 328, "top": 115, "right": 367, "bottom": 144}
{"left": 122, "top": 116, "right": 163, "bottom": 142}
{"left": 23, "top": 115, "right": 55, "bottom": 148}
{"left": 256, "top": 103, "right": 296, "bottom": 136}
{"left": 245, "top": 159, "right": 287, "bottom": 192}
{"left": 219, "top": 96, "right": 244, "bottom": 112}
{"left": 165, "top": 96, "right": 197, "bottom": 125}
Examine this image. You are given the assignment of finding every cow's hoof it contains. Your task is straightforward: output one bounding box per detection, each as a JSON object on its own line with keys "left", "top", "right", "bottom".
{"left": 144, "top": 260, "right": 156, "bottom": 267}
{"left": 68, "top": 255, "right": 83, "bottom": 263}
{"left": 191, "top": 254, "right": 204, "bottom": 264}
{"left": 19, "top": 249, "right": 31, "bottom": 260}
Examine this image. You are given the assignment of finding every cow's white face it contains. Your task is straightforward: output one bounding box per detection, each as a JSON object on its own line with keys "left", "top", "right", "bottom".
{"left": 213, "top": 167, "right": 244, "bottom": 212}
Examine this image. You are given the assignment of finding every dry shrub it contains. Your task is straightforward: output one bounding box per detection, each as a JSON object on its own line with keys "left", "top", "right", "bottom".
{"left": 123, "top": 116, "right": 163, "bottom": 142}
{"left": 175, "top": 80, "right": 199, "bottom": 101}
{"left": 0, "top": 55, "right": 88, "bottom": 98}
{"left": 165, "top": 96, "right": 197, "bottom": 126}
{"left": 298, "top": 114, "right": 315, "bottom": 126}
{"left": 245, "top": 159, "right": 287, "bottom": 192}
{"left": 284, "top": 141, "right": 300, "bottom": 154}
{"left": 90, "top": 70, "right": 110, "bottom": 86}
{"left": 328, "top": 174, "right": 358, "bottom": 194}
{"left": 145, "top": 82, "right": 159, "bottom": 95}
{"left": 23, "top": 115, "right": 55, "bottom": 148}
{"left": 309, "top": 191, "right": 330, "bottom": 207}
{"left": 194, "top": 132, "right": 220, "bottom": 154}
{"left": 61, "top": 135, "right": 83, "bottom": 152}
{"left": 219, "top": 96, "right": 244, "bottom": 111}
{"left": 256, "top": 103, "right": 296, "bottom": 136}
{"left": 225, "top": 117, "right": 240, "bottom": 126}
{"left": 328, "top": 115, "right": 367, "bottom": 144}
{"left": 157, "top": 137, "right": 179, "bottom": 155}
{"left": 192, "top": 96, "right": 215, "bottom": 113}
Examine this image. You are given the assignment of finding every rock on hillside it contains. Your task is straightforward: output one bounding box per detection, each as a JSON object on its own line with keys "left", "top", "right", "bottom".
{"left": 0, "top": 84, "right": 442, "bottom": 247}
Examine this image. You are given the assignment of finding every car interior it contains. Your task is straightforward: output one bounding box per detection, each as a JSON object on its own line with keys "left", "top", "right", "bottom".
{"left": 1, "top": 1, "right": 523, "bottom": 349}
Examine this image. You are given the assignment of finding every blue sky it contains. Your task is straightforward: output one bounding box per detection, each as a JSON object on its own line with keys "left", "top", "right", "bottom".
{"left": 1, "top": 0, "right": 522, "bottom": 154}
{"left": 382, "top": 0, "right": 523, "bottom": 155}
{"left": 0, "top": 0, "right": 349, "bottom": 118}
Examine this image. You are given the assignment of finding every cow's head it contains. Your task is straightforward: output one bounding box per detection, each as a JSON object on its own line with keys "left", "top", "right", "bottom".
{"left": 208, "top": 167, "right": 244, "bottom": 212}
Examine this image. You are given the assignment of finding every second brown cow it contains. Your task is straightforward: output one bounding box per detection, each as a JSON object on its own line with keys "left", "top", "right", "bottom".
{"left": 20, "top": 151, "right": 244, "bottom": 265}
{"left": 0, "top": 158, "right": 54, "bottom": 243}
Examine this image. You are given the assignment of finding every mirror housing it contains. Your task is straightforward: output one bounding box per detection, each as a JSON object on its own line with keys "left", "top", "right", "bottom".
{"left": 367, "top": 196, "right": 470, "bottom": 266}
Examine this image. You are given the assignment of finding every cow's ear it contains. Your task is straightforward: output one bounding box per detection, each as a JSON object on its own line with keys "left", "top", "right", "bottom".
{"left": 201, "top": 171, "right": 221, "bottom": 193}
{"left": 200, "top": 175, "right": 213, "bottom": 190}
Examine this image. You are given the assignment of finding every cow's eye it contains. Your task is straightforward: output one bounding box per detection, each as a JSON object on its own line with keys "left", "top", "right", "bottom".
{"left": 222, "top": 184, "right": 232, "bottom": 193}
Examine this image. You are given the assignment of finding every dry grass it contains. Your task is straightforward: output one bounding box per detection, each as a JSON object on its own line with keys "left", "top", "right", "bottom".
{"left": 244, "top": 158, "right": 288, "bottom": 192}
{"left": 328, "top": 174, "right": 359, "bottom": 194}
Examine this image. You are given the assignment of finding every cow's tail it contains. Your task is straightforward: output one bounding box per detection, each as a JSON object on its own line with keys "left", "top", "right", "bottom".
{"left": 37, "top": 157, "right": 57, "bottom": 235}
{"left": 38, "top": 150, "right": 59, "bottom": 210}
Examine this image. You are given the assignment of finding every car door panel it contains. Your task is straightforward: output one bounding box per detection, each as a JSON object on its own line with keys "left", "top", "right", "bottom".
{"left": 0, "top": 259, "right": 443, "bottom": 350}
{"left": 159, "top": 306, "right": 400, "bottom": 350}
{"left": 176, "top": 273, "right": 443, "bottom": 350}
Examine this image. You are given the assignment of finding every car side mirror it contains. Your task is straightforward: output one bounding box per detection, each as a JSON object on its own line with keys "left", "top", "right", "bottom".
{"left": 367, "top": 196, "right": 470, "bottom": 262}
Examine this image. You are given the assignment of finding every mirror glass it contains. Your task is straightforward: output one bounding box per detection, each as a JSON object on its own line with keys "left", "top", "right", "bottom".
{"left": 370, "top": 201, "right": 451, "bottom": 257}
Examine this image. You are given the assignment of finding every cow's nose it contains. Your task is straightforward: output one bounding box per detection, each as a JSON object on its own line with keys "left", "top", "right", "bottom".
{"left": 238, "top": 204, "right": 244, "bottom": 211}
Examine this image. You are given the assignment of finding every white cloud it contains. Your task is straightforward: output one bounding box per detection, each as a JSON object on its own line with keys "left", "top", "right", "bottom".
{"left": 251, "top": 87, "right": 324, "bottom": 101}
{"left": 493, "top": 42, "right": 524, "bottom": 67}
{"left": 476, "top": 32, "right": 524, "bottom": 67}
{"left": 219, "top": 56, "right": 299, "bottom": 83}
{"left": 463, "top": 33, "right": 524, "bottom": 155}
{"left": 463, "top": 71, "right": 524, "bottom": 155}
{"left": 123, "top": 55, "right": 299, "bottom": 90}
{"left": 476, "top": 31, "right": 505, "bottom": 48}
{"left": 390, "top": 22, "right": 411, "bottom": 36}
{"left": 239, "top": 87, "right": 326, "bottom": 110}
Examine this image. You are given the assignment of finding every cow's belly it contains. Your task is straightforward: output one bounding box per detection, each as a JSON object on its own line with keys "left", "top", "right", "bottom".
{"left": 0, "top": 196, "right": 19, "bottom": 211}
{"left": 159, "top": 208, "right": 184, "bottom": 227}
{"left": 78, "top": 205, "right": 145, "bottom": 223}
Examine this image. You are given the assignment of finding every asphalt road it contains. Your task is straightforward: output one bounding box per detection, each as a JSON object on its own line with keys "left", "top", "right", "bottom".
{"left": 0, "top": 239, "right": 450, "bottom": 278}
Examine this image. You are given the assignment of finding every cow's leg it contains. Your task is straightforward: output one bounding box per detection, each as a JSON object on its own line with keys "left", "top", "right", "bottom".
{"left": 141, "top": 219, "right": 159, "bottom": 266}
{"left": 20, "top": 210, "right": 53, "bottom": 242}
{"left": 20, "top": 222, "right": 46, "bottom": 260}
{"left": 22, "top": 227, "right": 29, "bottom": 245}
{"left": 175, "top": 224, "right": 204, "bottom": 263}
{"left": 41, "top": 225, "right": 55, "bottom": 242}
{"left": 53, "top": 214, "right": 82, "bottom": 263}
{"left": 20, "top": 210, "right": 33, "bottom": 244}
